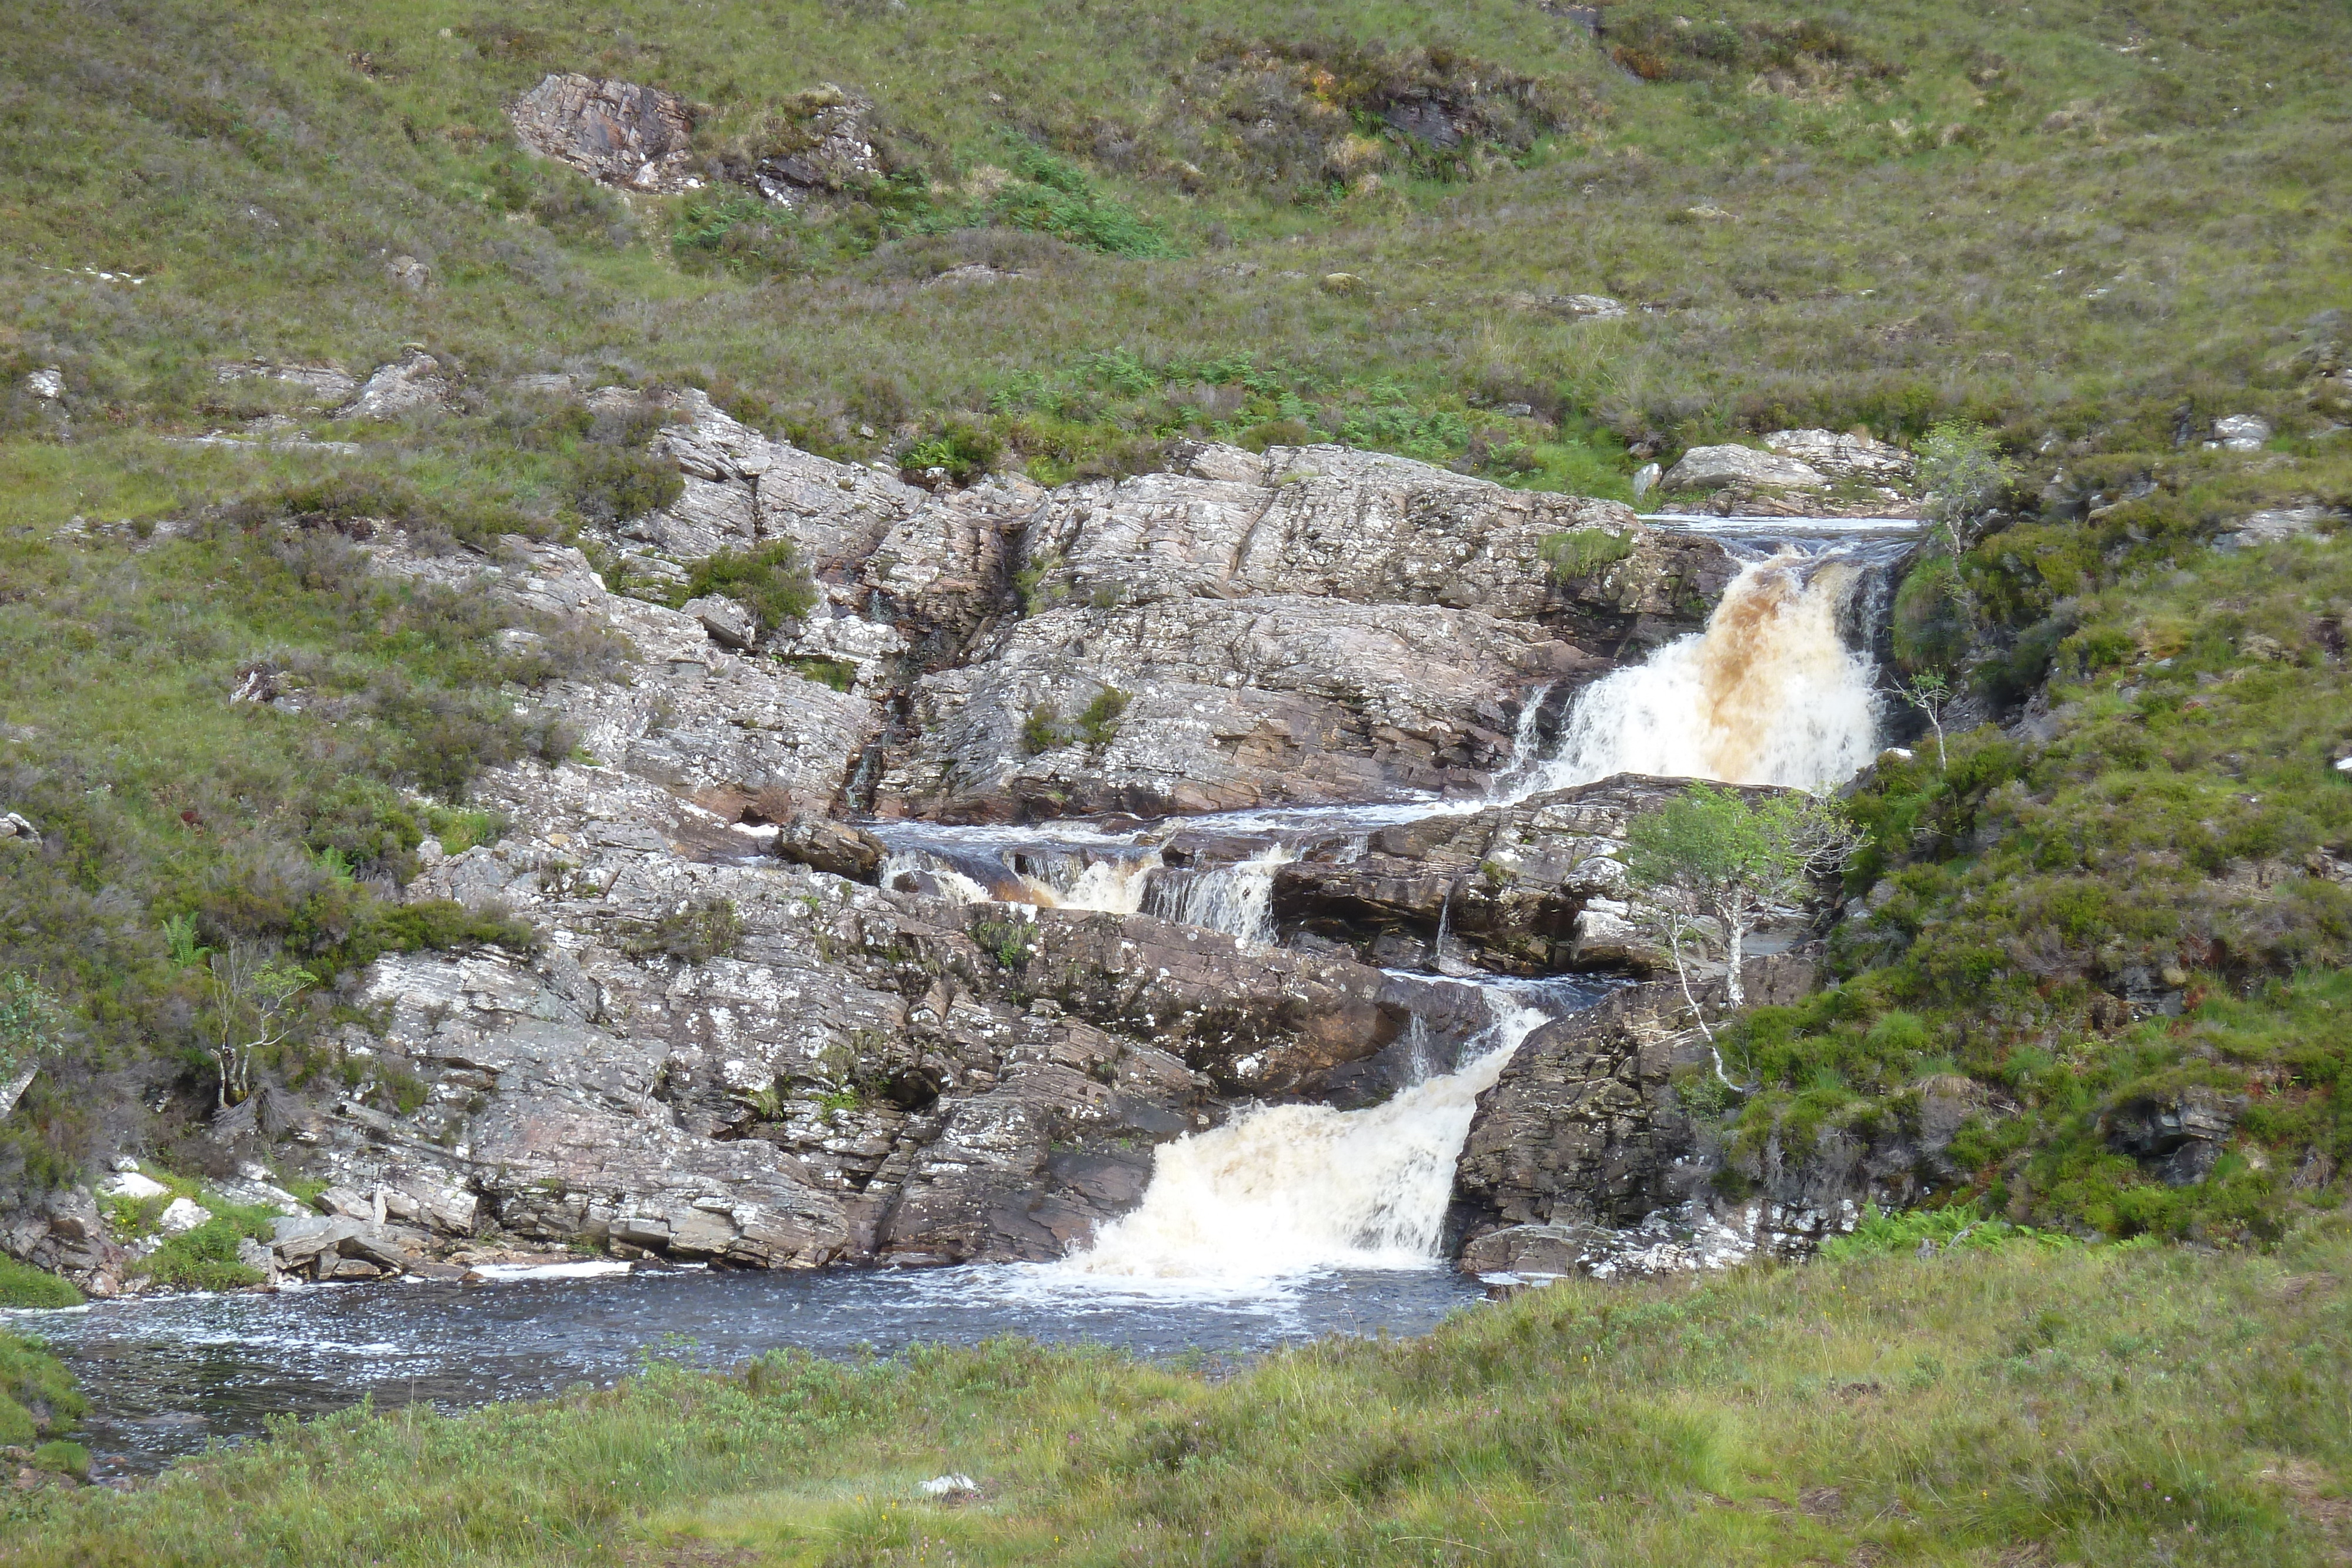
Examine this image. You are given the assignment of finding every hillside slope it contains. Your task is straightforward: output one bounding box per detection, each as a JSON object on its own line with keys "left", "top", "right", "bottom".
{"left": 1, "top": 0, "right": 2349, "bottom": 1255}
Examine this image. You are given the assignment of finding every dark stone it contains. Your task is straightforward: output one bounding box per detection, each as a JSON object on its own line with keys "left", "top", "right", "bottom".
{"left": 773, "top": 817, "right": 886, "bottom": 881}
{"left": 2103, "top": 1086, "right": 2244, "bottom": 1186}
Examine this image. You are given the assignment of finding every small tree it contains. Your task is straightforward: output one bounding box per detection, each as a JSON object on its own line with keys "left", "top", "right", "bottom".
{"left": 202, "top": 945, "right": 315, "bottom": 1111}
{"left": 1623, "top": 785, "right": 1861, "bottom": 1084}
{"left": 0, "top": 974, "right": 68, "bottom": 1120}
{"left": 1916, "top": 420, "right": 2015, "bottom": 554}
{"left": 1887, "top": 668, "right": 1959, "bottom": 771}
{"left": 1914, "top": 420, "right": 2016, "bottom": 624}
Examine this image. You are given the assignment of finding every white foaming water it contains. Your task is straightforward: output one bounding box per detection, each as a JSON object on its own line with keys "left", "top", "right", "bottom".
{"left": 1055, "top": 851, "right": 1163, "bottom": 915}
{"left": 1148, "top": 844, "right": 1298, "bottom": 950}
{"left": 1532, "top": 550, "right": 1880, "bottom": 792}
{"left": 1061, "top": 996, "right": 1549, "bottom": 1281}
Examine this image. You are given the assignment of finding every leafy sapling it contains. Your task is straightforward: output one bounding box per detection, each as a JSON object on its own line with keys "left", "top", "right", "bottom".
{"left": 202, "top": 944, "right": 316, "bottom": 1111}
{"left": 1622, "top": 785, "right": 1861, "bottom": 1087}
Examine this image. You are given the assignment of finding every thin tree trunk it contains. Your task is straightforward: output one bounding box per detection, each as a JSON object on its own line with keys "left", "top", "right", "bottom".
{"left": 0, "top": 1061, "right": 38, "bottom": 1121}
{"left": 1664, "top": 917, "right": 1738, "bottom": 1090}
{"left": 1721, "top": 902, "right": 1747, "bottom": 1010}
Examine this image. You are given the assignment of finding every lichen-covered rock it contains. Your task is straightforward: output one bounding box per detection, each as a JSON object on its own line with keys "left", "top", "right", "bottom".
{"left": 338, "top": 350, "right": 450, "bottom": 420}
{"left": 1659, "top": 444, "right": 1828, "bottom": 494}
{"left": 509, "top": 73, "right": 700, "bottom": 193}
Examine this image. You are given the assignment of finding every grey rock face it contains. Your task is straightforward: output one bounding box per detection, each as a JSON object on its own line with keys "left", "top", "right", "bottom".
{"left": 1659, "top": 444, "right": 1829, "bottom": 494}
{"left": 509, "top": 73, "right": 700, "bottom": 193}
{"left": 214, "top": 359, "right": 359, "bottom": 404}
{"left": 1760, "top": 429, "right": 1915, "bottom": 482}
{"left": 338, "top": 350, "right": 450, "bottom": 420}
{"left": 881, "top": 597, "right": 1602, "bottom": 819}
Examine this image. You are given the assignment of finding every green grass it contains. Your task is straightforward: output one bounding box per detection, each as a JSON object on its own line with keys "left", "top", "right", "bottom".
{"left": 0, "top": 1257, "right": 81, "bottom": 1312}
{"left": 0, "top": 1332, "right": 83, "bottom": 1457}
{"left": 5, "top": 1222, "right": 2350, "bottom": 1563}
{"left": 1725, "top": 499, "right": 2352, "bottom": 1241}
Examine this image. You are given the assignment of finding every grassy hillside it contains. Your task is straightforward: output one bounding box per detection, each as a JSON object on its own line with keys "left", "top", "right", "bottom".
{"left": 5, "top": 1218, "right": 2350, "bottom": 1563}
{"left": 1, "top": 0, "right": 2349, "bottom": 1232}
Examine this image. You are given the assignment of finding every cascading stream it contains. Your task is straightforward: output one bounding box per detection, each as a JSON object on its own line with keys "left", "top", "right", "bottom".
{"left": 1062, "top": 994, "right": 1552, "bottom": 1279}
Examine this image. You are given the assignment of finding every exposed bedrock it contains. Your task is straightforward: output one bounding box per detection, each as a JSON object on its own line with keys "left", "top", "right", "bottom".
{"left": 1272, "top": 775, "right": 1831, "bottom": 975}
{"left": 1449, "top": 955, "right": 1991, "bottom": 1276}
{"left": 589, "top": 393, "right": 1741, "bottom": 820}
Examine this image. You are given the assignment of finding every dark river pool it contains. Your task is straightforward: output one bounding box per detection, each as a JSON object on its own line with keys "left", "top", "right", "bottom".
{"left": 12, "top": 1260, "right": 1484, "bottom": 1479}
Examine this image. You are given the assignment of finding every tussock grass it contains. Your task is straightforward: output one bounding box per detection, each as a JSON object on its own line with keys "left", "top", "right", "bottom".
{"left": 6, "top": 1226, "right": 2350, "bottom": 1563}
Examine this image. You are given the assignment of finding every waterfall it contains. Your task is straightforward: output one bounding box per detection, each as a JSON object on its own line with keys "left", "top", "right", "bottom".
{"left": 1144, "top": 844, "right": 1297, "bottom": 950}
{"left": 1064, "top": 995, "right": 1551, "bottom": 1279}
{"left": 1488, "top": 680, "right": 1556, "bottom": 797}
{"left": 1531, "top": 550, "right": 1880, "bottom": 793}
{"left": 877, "top": 845, "right": 1161, "bottom": 914}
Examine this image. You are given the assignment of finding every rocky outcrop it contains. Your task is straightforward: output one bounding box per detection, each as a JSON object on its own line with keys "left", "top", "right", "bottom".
{"left": 1451, "top": 957, "right": 1813, "bottom": 1244}
{"left": 337, "top": 350, "right": 450, "bottom": 420}
{"left": 362, "top": 531, "right": 878, "bottom": 818}
{"left": 509, "top": 74, "right": 700, "bottom": 193}
{"left": 0, "top": 1188, "right": 135, "bottom": 1298}
{"left": 741, "top": 86, "right": 884, "bottom": 206}
{"left": 882, "top": 599, "right": 1603, "bottom": 819}
{"left": 1271, "top": 775, "right": 1828, "bottom": 975}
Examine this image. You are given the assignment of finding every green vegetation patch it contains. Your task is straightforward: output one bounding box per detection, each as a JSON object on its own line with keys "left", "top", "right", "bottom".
{"left": 6, "top": 1225, "right": 2350, "bottom": 1564}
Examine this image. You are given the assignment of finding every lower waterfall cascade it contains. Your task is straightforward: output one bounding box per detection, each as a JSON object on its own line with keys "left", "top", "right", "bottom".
{"left": 1064, "top": 997, "right": 1552, "bottom": 1279}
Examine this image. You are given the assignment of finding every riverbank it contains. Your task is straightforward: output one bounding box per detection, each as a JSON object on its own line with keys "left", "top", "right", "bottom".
{"left": 5, "top": 1219, "right": 2346, "bottom": 1566}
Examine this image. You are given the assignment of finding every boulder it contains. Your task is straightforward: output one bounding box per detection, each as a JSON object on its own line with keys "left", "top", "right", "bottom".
{"left": 1659, "top": 444, "right": 1828, "bottom": 494}
{"left": 386, "top": 255, "right": 432, "bottom": 294}
{"left": 682, "top": 594, "right": 757, "bottom": 650}
{"left": 338, "top": 350, "right": 450, "bottom": 420}
{"left": 0, "top": 811, "right": 37, "bottom": 845}
{"left": 155, "top": 1198, "right": 211, "bottom": 1235}
{"left": 2209, "top": 414, "right": 2274, "bottom": 452}
{"left": 509, "top": 73, "right": 700, "bottom": 193}
{"left": 771, "top": 817, "right": 886, "bottom": 880}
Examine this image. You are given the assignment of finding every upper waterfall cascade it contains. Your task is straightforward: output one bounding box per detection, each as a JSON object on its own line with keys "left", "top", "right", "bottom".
{"left": 1517, "top": 549, "right": 1883, "bottom": 796}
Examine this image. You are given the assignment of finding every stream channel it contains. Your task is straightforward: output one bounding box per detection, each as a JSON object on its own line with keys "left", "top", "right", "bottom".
{"left": 16, "top": 516, "right": 1919, "bottom": 1480}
